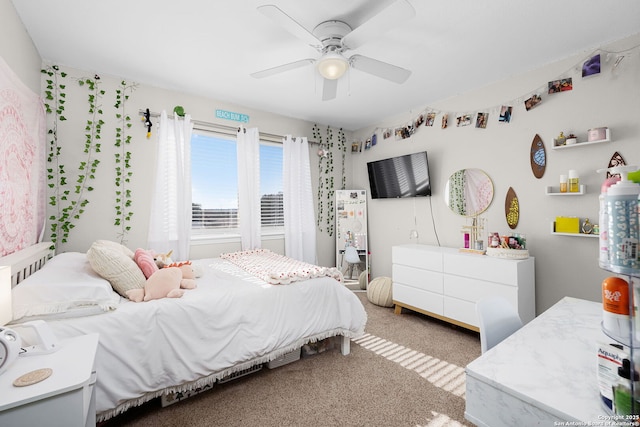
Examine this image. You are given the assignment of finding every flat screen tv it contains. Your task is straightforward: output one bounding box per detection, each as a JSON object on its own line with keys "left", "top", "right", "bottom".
{"left": 367, "top": 151, "right": 431, "bottom": 199}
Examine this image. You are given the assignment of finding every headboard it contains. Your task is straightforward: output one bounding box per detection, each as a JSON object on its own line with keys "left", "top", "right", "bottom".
{"left": 0, "top": 242, "right": 55, "bottom": 287}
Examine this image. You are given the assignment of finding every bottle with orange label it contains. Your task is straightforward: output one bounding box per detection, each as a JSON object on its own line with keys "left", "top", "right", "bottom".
{"left": 602, "top": 276, "right": 631, "bottom": 339}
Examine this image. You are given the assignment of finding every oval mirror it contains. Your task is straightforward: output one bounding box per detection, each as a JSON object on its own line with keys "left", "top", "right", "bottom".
{"left": 444, "top": 169, "right": 494, "bottom": 217}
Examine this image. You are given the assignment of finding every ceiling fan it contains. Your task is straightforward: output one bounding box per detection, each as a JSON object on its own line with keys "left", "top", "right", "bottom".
{"left": 251, "top": 1, "right": 415, "bottom": 101}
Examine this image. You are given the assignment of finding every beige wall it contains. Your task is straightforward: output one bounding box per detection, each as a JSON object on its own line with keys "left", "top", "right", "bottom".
{"left": 351, "top": 33, "right": 640, "bottom": 313}
{"left": 0, "top": 0, "right": 41, "bottom": 93}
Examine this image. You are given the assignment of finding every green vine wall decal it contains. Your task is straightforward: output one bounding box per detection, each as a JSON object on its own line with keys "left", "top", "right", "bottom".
{"left": 42, "top": 65, "right": 68, "bottom": 248}
{"left": 313, "top": 124, "right": 325, "bottom": 232}
{"left": 325, "top": 126, "right": 335, "bottom": 237}
{"left": 114, "top": 80, "right": 137, "bottom": 243}
{"left": 41, "top": 65, "right": 140, "bottom": 250}
{"left": 41, "top": 66, "right": 103, "bottom": 249}
{"left": 338, "top": 127, "right": 346, "bottom": 190}
{"left": 313, "top": 124, "right": 337, "bottom": 236}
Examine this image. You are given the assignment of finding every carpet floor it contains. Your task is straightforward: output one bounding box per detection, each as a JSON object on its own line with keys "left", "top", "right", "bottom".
{"left": 99, "top": 292, "right": 481, "bottom": 426}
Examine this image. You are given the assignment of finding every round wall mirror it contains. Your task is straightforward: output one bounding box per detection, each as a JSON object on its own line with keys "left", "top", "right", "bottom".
{"left": 444, "top": 169, "right": 494, "bottom": 217}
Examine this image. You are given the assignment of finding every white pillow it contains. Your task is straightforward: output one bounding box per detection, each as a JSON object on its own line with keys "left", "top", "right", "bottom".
{"left": 86, "top": 240, "right": 146, "bottom": 297}
{"left": 11, "top": 252, "right": 121, "bottom": 322}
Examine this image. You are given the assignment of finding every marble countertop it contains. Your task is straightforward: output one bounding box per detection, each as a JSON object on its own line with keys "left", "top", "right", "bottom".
{"left": 466, "top": 296, "right": 614, "bottom": 424}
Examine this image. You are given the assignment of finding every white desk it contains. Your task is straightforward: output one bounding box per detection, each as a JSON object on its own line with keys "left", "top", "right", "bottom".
{"left": 465, "top": 297, "right": 611, "bottom": 426}
{"left": 0, "top": 333, "right": 99, "bottom": 427}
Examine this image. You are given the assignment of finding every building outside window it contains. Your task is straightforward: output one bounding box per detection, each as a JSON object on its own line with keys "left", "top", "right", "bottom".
{"left": 191, "top": 131, "right": 283, "bottom": 240}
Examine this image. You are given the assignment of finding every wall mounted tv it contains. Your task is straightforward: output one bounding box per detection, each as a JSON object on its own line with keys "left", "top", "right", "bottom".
{"left": 367, "top": 151, "right": 431, "bottom": 199}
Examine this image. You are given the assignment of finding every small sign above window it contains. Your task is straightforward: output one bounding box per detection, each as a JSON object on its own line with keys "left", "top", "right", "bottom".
{"left": 215, "top": 109, "right": 249, "bottom": 123}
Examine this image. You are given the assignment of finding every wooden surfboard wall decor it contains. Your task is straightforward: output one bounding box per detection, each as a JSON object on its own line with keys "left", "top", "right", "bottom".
{"left": 607, "top": 151, "right": 626, "bottom": 179}
{"left": 530, "top": 134, "right": 546, "bottom": 179}
{"left": 505, "top": 187, "right": 519, "bottom": 229}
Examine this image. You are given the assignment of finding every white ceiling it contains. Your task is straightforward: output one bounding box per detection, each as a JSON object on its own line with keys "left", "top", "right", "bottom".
{"left": 11, "top": 0, "right": 640, "bottom": 131}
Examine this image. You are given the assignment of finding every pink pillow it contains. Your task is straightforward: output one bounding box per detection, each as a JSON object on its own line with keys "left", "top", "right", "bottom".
{"left": 134, "top": 248, "right": 159, "bottom": 279}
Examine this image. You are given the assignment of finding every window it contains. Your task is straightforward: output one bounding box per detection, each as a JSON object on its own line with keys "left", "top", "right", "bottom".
{"left": 190, "top": 131, "right": 284, "bottom": 239}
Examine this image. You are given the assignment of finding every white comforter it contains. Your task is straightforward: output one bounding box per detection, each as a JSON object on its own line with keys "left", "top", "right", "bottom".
{"left": 45, "top": 258, "right": 367, "bottom": 421}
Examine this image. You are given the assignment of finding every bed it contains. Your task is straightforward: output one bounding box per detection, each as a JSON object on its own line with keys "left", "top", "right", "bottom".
{"left": 3, "top": 241, "right": 367, "bottom": 422}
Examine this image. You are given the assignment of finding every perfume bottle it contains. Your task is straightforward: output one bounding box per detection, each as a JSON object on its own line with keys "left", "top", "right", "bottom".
{"left": 568, "top": 170, "right": 579, "bottom": 192}
{"left": 560, "top": 174, "right": 568, "bottom": 193}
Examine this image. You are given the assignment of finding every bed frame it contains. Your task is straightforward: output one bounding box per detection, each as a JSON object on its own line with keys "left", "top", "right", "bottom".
{"left": 2, "top": 242, "right": 55, "bottom": 287}
{"left": 2, "top": 242, "right": 352, "bottom": 356}
{"left": 3, "top": 242, "right": 357, "bottom": 420}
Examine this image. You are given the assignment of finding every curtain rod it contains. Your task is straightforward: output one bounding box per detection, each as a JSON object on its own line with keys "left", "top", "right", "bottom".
{"left": 138, "top": 109, "right": 318, "bottom": 145}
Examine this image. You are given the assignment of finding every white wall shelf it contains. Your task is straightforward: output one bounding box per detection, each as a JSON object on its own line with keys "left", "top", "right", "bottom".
{"left": 546, "top": 185, "right": 586, "bottom": 195}
{"left": 550, "top": 222, "right": 598, "bottom": 237}
{"left": 551, "top": 232, "right": 598, "bottom": 238}
{"left": 551, "top": 128, "right": 611, "bottom": 150}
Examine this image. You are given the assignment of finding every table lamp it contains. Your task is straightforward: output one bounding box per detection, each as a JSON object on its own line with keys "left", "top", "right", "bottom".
{"left": 0, "top": 266, "right": 20, "bottom": 374}
{"left": 0, "top": 266, "right": 11, "bottom": 326}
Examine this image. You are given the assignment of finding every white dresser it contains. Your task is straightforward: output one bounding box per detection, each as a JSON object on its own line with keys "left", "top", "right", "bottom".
{"left": 391, "top": 244, "right": 535, "bottom": 331}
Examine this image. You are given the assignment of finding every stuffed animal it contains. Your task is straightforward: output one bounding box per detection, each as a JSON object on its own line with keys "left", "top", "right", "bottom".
{"left": 126, "top": 263, "right": 197, "bottom": 303}
{"left": 153, "top": 250, "right": 174, "bottom": 268}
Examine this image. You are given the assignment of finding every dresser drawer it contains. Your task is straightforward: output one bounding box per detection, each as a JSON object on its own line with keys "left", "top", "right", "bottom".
{"left": 392, "top": 264, "right": 443, "bottom": 293}
{"left": 443, "top": 297, "right": 478, "bottom": 327}
{"left": 392, "top": 245, "right": 443, "bottom": 271}
{"left": 443, "top": 252, "right": 528, "bottom": 286}
{"left": 393, "top": 283, "right": 443, "bottom": 316}
{"left": 444, "top": 275, "right": 517, "bottom": 303}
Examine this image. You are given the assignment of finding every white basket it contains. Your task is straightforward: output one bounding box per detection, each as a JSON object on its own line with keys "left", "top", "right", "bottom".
{"left": 486, "top": 247, "right": 529, "bottom": 259}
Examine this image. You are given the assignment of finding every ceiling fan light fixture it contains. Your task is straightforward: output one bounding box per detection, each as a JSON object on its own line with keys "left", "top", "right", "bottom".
{"left": 317, "top": 53, "right": 349, "bottom": 80}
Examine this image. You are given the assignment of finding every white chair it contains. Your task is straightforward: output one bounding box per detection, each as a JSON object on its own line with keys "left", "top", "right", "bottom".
{"left": 343, "top": 246, "right": 363, "bottom": 280}
{"left": 476, "top": 296, "right": 523, "bottom": 354}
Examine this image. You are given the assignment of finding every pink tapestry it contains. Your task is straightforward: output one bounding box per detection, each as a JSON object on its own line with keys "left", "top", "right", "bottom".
{"left": 0, "top": 56, "right": 46, "bottom": 256}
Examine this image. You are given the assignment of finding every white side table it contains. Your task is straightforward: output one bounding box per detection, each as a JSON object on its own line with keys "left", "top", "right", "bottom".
{"left": 0, "top": 333, "right": 99, "bottom": 427}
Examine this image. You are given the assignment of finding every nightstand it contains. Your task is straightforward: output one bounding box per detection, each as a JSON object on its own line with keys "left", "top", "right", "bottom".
{"left": 0, "top": 333, "right": 99, "bottom": 427}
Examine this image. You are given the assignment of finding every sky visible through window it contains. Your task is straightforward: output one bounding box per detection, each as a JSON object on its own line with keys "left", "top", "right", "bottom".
{"left": 191, "top": 133, "right": 283, "bottom": 209}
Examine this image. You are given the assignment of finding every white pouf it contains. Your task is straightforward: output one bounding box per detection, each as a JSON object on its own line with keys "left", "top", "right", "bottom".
{"left": 367, "top": 276, "right": 393, "bottom": 307}
{"left": 359, "top": 271, "right": 368, "bottom": 290}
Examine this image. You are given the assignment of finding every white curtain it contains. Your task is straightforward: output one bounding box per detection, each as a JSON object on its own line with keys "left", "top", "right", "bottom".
{"left": 236, "top": 127, "right": 261, "bottom": 250}
{"left": 147, "top": 111, "right": 193, "bottom": 261}
{"left": 283, "top": 135, "right": 316, "bottom": 263}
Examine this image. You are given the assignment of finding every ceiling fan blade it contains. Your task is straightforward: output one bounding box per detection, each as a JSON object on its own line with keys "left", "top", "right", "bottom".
{"left": 257, "top": 5, "right": 322, "bottom": 48}
{"left": 341, "top": 0, "right": 415, "bottom": 50}
{"left": 251, "top": 58, "right": 315, "bottom": 79}
{"left": 322, "top": 78, "right": 338, "bottom": 101}
{"left": 349, "top": 55, "right": 411, "bottom": 83}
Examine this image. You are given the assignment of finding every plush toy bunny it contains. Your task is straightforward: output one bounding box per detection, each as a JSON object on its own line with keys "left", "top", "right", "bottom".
{"left": 126, "top": 264, "right": 197, "bottom": 302}
{"left": 127, "top": 248, "right": 198, "bottom": 302}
